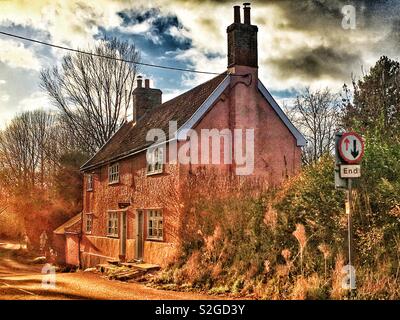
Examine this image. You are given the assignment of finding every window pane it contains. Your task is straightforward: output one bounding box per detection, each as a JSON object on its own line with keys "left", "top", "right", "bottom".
{"left": 108, "top": 212, "right": 118, "bottom": 236}
{"left": 147, "top": 210, "right": 163, "bottom": 239}
{"left": 158, "top": 148, "right": 163, "bottom": 162}
{"left": 86, "top": 215, "right": 92, "bottom": 232}
{"left": 147, "top": 148, "right": 163, "bottom": 174}
{"left": 109, "top": 164, "right": 119, "bottom": 183}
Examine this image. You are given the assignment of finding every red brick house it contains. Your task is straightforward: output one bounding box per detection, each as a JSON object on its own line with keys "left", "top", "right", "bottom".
{"left": 54, "top": 4, "right": 306, "bottom": 268}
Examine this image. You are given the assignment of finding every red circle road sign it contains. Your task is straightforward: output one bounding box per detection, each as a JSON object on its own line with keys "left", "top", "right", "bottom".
{"left": 338, "top": 132, "right": 364, "bottom": 164}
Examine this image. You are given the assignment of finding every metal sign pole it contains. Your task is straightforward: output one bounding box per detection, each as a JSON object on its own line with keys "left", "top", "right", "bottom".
{"left": 336, "top": 131, "right": 363, "bottom": 294}
{"left": 346, "top": 178, "right": 353, "bottom": 295}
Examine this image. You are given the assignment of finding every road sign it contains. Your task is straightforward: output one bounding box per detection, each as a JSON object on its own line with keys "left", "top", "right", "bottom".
{"left": 335, "top": 131, "right": 364, "bottom": 293}
{"left": 338, "top": 132, "right": 364, "bottom": 164}
{"left": 340, "top": 164, "right": 361, "bottom": 178}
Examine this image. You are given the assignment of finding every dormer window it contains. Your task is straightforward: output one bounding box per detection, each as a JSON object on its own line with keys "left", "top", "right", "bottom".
{"left": 108, "top": 163, "right": 119, "bottom": 184}
{"left": 87, "top": 174, "right": 93, "bottom": 191}
{"left": 147, "top": 147, "right": 163, "bottom": 175}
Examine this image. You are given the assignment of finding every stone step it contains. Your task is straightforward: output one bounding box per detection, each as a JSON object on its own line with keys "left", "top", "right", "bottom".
{"left": 110, "top": 270, "right": 144, "bottom": 281}
{"left": 96, "top": 263, "right": 118, "bottom": 273}
{"left": 120, "top": 262, "right": 160, "bottom": 271}
{"left": 96, "top": 261, "right": 161, "bottom": 281}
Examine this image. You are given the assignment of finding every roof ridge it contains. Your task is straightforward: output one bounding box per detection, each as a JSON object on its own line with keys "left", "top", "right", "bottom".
{"left": 81, "top": 73, "right": 228, "bottom": 170}
{"left": 159, "top": 72, "right": 228, "bottom": 107}
{"left": 115, "top": 72, "right": 228, "bottom": 126}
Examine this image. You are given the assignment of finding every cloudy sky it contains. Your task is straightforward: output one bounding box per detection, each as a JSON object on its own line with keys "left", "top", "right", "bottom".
{"left": 0, "top": 0, "right": 399, "bottom": 127}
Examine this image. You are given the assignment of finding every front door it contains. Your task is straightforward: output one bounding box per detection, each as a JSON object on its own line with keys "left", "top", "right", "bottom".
{"left": 119, "top": 211, "right": 127, "bottom": 260}
{"left": 136, "top": 210, "right": 144, "bottom": 261}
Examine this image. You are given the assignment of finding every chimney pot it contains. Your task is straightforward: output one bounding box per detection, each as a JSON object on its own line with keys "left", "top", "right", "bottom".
{"left": 226, "top": 2, "right": 258, "bottom": 68}
{"left": 243, "top": 3, "right": 251, "bottom": 25}
{"left": 145, "top": 79, "right": 150, "bottom": 88}
{"left": 233, "top": 5, "right": 241, "bottom": 23}
{"left": 137, "top": 76, "right": 143, "bottom": 88}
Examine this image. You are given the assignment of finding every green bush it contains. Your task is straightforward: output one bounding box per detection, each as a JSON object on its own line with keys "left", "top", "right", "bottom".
{"left": 155, "top": 145, "right": 399, "bottom": 299}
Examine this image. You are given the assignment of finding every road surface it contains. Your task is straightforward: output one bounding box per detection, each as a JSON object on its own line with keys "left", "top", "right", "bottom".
{"left": 0, "top": 241, "right": 221, "bottom": 300}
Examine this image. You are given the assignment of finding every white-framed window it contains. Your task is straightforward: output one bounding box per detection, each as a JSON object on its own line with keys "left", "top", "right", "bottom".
{"left": 87, "top": 174, "right": 93, "bottom": 191}
{"left": 147, "top": 147, "right": 164, "bottom": 175}
{"left": 108, "top": 163, "right": 119, "bottom": 184}
{"left": 147, "top": 209, "right": 163, "bottom": 240}
{"left": 107, "top": 212, "right": 119, "bottom": 237}
{"left": 85, "top": 213, "right": 93, "bottom": 233}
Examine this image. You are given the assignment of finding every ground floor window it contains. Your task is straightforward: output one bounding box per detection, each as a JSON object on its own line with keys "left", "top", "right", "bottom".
{"left": 107, "top": 212, "right": 119, "bottom": 237}
{"left": 85, "top": 213, "right": 93, "bottom": 233}
{"left": 147, "top": 209, "right": 163, "bottom": 240}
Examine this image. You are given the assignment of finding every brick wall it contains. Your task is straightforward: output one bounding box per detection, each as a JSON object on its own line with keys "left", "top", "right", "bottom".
{"left": 180, "top": 69, "right": 301, "bottom": 184}
{"left": 81, "top": 149, "right": 181, "bottom": 267}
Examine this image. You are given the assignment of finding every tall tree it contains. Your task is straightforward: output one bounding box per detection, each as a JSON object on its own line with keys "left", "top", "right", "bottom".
{"left": 342, "top": 56, "right": 400, "bottom": 141}
{"left": 40, "top": 37, "right": 140, "bottom": 155}
{"left": 0, "top": 110, "right": 85, "bottom": 246}
{"left": 0, "top": 110, "right": 56, "bottom": 193}
{"left": 286, "top": 88, "right": 341, "bottom": 165}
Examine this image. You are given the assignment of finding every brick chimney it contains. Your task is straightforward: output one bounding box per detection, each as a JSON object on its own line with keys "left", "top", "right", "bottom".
{"left": 226, "top": 4, "right": 259, "bottom": 176}
{"left": 227, "top": 3, "right": 258, "bottom": 69}
{"left": 132, "top": 76, "right": 162, "bottom": 122}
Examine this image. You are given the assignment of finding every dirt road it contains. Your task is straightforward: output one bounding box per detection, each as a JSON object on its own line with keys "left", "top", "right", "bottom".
{"left": 0, "top": 241, "right": 220, "bottom": 300}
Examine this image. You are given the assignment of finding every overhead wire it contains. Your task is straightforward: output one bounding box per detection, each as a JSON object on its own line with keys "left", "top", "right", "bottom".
{"left": 0, "top": 31, "right": 222, "bottom": 75}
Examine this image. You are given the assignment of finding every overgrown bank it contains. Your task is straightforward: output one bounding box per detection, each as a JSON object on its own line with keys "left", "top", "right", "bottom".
{"left": 151, "top": 147, "right": 399, "bottom": 299}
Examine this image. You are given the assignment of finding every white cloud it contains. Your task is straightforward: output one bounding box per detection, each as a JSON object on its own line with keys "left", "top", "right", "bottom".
{"left": 0, "top": 91, "right": 53, "bottom": 129}
{"left": 0, "top": 39, "right": 41, "bottom": 70}
{"left": 0, "top": 94, "right": 10, "bottom": 102}
{"left": 119, "top": 21, "right": 152, "bottom": 35}
{"left": 0, "top": 1, "right": 125, "bottom": 45}
{"left": 162, "top": 88, "right": 184, "bottom": 103}
{"left": 174, "top": 48, "right": 225, "bottom": 87}
{"left": 17, "top": 91, "right": 51, "bottom": 112}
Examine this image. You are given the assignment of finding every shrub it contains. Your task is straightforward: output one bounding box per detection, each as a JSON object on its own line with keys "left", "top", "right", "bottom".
{"left": 153, "top": 147, "right": 399, "bottom": 299}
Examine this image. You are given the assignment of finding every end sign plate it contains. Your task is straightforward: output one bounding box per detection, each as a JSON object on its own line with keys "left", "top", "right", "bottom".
{"left": 340, "top": 164, "right": 361, "bottom": 178}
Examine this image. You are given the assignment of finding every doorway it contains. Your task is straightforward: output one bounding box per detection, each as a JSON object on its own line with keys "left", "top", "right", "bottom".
{"left": 136, "top": 210, "right": 144, "bottom": 261}
{"left": 119, "top": 211, "right": 127, "bottom": 260}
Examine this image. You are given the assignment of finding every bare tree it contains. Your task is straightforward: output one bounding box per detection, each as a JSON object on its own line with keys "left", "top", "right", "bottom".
{"left": 0, "top": 110, "right": 88, "bottom": 246}
{"left": 0, "top": 110, "right": 56, "bottom": 193}
{"left": 286, "top": 88, "right": 341, "bottom": 165}
{"left": 40, "top": 37, "right": 140, "bottom": 155}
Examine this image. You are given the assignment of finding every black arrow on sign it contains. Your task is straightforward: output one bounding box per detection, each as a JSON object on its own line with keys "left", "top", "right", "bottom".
{"left": 351, "top": 139, "right": 359, "bottom": 158}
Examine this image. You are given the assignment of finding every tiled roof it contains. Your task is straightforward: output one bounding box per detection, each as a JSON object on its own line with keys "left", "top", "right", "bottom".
{"left": 81, "top": 73, "right": 227, "bottom": 170}
{"left": 53, "top": 213, "right": 82, "bottom": 235}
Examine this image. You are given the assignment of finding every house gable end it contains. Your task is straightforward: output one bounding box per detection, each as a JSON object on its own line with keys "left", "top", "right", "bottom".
{"left": 257, "top": 80, "right": 307, "bottom": 147}
{"left": 176, "top": 75, "right": 230, "bottom": 140}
